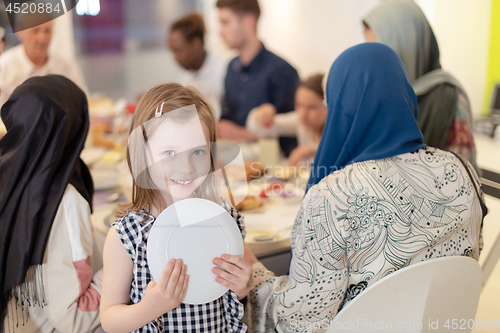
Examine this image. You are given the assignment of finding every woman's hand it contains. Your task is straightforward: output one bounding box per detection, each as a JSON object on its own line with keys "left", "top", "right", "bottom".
{"left": 141, "top": 259, "right": 189, "bottom": 318}
{"left": 243, "top": 242, "right": 258, "bottom": 266}
{"left": 212, "top": 254, "right": 253, "bottom": 300}
{"left": 255, "top": 103, "right": 277, "bottom": 127}
{"left": 288, "top": 145, "right": 317, "bottom": 166}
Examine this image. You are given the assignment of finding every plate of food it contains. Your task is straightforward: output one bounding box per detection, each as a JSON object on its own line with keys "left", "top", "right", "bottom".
{"left": 257, "top": 181, "right": 305, "bottom": 204}
{"left": 235, "top": 195, "right": 265, "bottom": 213}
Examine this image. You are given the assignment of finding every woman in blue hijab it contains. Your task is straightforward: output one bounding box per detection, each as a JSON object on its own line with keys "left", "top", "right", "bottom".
{"left": 307, "top": 42, "right": 425, "bottom": 189}
{"left": 244, "top": 43, "right": 483, "bottom": 332}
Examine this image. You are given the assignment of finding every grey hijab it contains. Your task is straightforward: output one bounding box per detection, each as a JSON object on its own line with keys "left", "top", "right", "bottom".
{"left": 412, "top": 68, "right": 466, "bottom": 97}
{"left": 363, "top": 0, "right": 469, "bottom": 150}
{"left": 363, "top": 0, "right": 441, "bottom": 83}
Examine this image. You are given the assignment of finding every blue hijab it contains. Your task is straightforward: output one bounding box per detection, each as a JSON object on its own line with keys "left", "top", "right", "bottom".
{"left": 307, "top": 43, "right": 426, "bottom": 191}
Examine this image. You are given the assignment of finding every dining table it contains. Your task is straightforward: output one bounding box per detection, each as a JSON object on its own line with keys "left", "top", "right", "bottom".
{"left": 85, "top": 140, "right": 306, "bottom": 276}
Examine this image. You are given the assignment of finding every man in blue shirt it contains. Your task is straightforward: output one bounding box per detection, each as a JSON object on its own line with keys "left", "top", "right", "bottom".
{"left": 216, "top": 0, "right": 299, "bottom": 156}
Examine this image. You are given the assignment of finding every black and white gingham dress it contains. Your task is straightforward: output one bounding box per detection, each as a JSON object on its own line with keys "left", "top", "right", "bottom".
{"left": 112, "top": 200, "right": 247, "bottom": 333}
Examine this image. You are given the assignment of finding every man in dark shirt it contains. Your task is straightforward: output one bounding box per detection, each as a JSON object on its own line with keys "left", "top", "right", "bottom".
{"left": 216, "top": 0, "right": 299, "bottom": 156}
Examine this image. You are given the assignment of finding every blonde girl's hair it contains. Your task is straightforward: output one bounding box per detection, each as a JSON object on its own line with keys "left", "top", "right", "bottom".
{"left": 125, "top": 83, "right": 219, "bottom": 219}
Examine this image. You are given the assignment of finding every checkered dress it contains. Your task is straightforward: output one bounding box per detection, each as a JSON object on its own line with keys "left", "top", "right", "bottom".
{"left": 112, "top": 200, "right": 247, "bottom": 333}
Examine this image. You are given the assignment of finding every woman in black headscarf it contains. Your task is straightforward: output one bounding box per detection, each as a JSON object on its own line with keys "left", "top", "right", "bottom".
{"left": 363, "top": 0, "right": 478, "bottom": 173}
{"left": 0, "top": 75, "right": 102, "bottom": 333}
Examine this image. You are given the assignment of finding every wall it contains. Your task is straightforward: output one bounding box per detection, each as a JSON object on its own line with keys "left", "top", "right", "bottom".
{"left": 74, "top": 0, "right": 197, "bottom": 100}
{"left": 484, "top": 0, "right": 500, "bottom": 115}
{"left": 417, "top": 0, "right": 492, "bottom": 116}
{"left": 203, "top": 0, "right": 380, "bottom": 79}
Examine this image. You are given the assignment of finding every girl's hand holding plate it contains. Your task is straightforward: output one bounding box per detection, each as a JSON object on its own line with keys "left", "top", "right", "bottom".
{"left": 142, "top": 259, "right": 189, "bottom": 317}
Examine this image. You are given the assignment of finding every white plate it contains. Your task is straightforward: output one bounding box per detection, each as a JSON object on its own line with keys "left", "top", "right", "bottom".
{"left": 147, "top": 198, "right": 244, "bottom": 304}
{"left": 81, "top": 147, "right": 106, "bottom": 165}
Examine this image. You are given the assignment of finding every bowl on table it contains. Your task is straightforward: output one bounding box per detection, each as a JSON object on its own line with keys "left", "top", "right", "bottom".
{"left": 81, "top": 147, "right": 106, "bottom": 166}
{"left": 245, "top": 222, "right": 292, "bottom": 254}
{"left": 242, "top": 204, "right": 297, "bottom": 254}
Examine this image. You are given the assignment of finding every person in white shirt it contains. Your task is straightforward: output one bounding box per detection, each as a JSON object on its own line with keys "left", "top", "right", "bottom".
{"left": 168, "top": 13, "right": 227, "bottom": 120}
{"left": 0, "top": 20, "right": 88, "bottom": 108}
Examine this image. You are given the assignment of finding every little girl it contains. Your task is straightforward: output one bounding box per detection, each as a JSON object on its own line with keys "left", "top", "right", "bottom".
{"left": 100, "top": 83, "right": 252, "bottom": 333}
{"left": 246, "top": 74, "right": 328, "bottom": 166}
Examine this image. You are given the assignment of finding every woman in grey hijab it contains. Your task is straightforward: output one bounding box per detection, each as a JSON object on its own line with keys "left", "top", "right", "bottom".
{"left": 363, "top": 0, "right": 478, "bottom": 172}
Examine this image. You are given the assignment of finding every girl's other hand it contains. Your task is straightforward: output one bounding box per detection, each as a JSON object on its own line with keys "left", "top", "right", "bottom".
{"left": 212, "top": 254, "right": 252, "bottom": 300}
{"left": 255, "top": 103, "right": 277, "bottom": 128}
{"left": 217, "top": 119, "right": 258, "bottom": 142}
{"left": 288, "top": 145, "right": 317, "bottom": 166}
{"left": 141, "top": 259, "right": 189, "bottom": 317}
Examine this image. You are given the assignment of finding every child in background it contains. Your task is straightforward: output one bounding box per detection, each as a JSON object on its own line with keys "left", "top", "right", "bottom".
{"left": 100, "top": 83, "right": 251, "bottom": 333}
{"left": 246, "top": 74, "right": 327, "bottom": 166}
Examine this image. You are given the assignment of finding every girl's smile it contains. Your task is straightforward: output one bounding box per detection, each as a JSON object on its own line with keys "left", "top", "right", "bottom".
{"left": 170, "top": 178, "right": 195, "bottom": 188}
{"left": 171, "top": 179, "right": 194, "bottom": 185}
{"left": 143, "top": 109, "right": 211, "bottom": 202}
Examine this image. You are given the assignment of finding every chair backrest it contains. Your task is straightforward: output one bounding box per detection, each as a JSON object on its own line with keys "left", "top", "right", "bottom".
{"left": 323, "top": 256, "right": 482, "bottom": 333}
